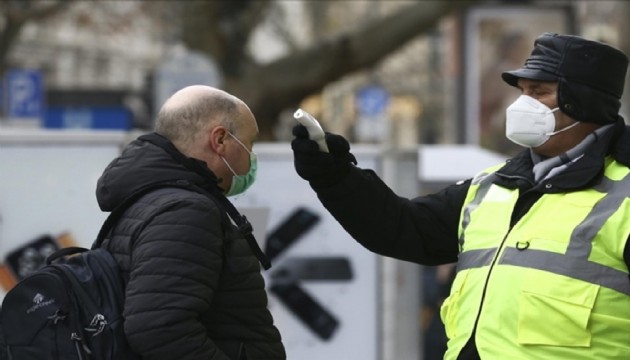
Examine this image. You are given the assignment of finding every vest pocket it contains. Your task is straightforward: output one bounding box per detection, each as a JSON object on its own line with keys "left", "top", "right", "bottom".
{"left": 440, "top": 270, "right": 470, "bottom": 340}
{"left": 440, "top": 291, "right": 458, "bottom": 340}
{"left": 517, "top": 276, "right": 598, "bottom": 347}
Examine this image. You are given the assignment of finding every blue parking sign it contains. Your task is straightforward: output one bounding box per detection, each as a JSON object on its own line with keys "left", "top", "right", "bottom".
{"left": 356, "top": 85, "right": 389, "bottom": 117}
{"left": 4, "top": 69, "right": 43, "bottom": 119}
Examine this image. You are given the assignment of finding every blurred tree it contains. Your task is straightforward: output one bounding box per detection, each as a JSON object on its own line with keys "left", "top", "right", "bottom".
{"left": 0, "top": 0, "right": 483, "bottom": 139}
{"left": 176, "top": 0, "right": 481, "bottom": 139}
{"left": 0, "top": 0, "right": 73, "bottom": 75}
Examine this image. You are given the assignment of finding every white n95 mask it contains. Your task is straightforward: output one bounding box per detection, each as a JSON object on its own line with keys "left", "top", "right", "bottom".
{"left": 505, "top": 95, "right": 578, "bottom": 148}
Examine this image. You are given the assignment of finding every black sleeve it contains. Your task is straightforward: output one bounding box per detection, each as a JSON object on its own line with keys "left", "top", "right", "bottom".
{"left": 313, "top": 165, "right": 469, "bottom": 266}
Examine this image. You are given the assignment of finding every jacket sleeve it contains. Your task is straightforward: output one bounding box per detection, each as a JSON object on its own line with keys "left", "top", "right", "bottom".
{"left": 122, "top": 192, "right": 231, "bottom": 360}
{"left": 313, "top": 165, "right": 470, "bottom": 266}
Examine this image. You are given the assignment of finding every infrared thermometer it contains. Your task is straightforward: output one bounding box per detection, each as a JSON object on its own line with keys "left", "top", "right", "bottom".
{"left": 293, "top": 108, "right": 329, "bottom": 153}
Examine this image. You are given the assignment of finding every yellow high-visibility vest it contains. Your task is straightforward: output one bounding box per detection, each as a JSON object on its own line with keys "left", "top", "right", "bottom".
{"left": 441, "top": 158, "right": 630, "bottom": 359}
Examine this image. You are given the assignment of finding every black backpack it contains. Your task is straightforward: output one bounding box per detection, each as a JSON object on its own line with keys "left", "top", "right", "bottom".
{"left": 0, "top": 184, "right": 161, "bottom": 360}
{"left": 1, "top": 247, "right": 137, "bottom": 360}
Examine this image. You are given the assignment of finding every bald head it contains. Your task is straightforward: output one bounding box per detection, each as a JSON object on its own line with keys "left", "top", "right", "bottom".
{"left": 155, "top": 85, "right": 254, "bottom": 154}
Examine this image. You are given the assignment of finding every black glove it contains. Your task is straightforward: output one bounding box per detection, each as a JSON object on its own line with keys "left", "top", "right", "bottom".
{"left": 291, "top": 124, "right": 357, "bottom": 188}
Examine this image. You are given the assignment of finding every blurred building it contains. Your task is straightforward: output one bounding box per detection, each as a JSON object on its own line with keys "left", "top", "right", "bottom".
{"left": 2, "top": 1, "right": 628, "bottom": 142}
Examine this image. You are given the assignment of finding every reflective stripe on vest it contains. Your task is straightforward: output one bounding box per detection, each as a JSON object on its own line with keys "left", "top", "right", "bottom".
{"left": 458, "top": 171, "right": 630, "bottom": 296}
{"left": 457, "top": 171, "right": 498, "bottom": 254}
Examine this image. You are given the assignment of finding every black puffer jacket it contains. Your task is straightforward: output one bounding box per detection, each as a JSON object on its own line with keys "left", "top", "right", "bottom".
{"left": 96, "top": 133, "right": 285, "bottom": 360}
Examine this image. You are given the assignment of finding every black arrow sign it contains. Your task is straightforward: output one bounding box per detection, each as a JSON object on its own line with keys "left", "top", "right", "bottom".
{"left": 264, "top": 207, "right": 320, "bottom": 262}
{"left": 265, "top": 207, "right": 353, "bottom": 341}
{"left": 271, "top": 257, "right": 353, "bottom": 283}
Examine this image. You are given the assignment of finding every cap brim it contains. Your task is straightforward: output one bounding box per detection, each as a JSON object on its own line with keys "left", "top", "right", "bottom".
{"left": 501, "top": 68, "right": 558, "bottom": 87}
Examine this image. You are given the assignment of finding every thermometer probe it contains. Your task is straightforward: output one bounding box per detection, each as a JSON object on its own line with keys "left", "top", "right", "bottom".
{"left": 293, "top": 109, "right": 329, "bottom": 153}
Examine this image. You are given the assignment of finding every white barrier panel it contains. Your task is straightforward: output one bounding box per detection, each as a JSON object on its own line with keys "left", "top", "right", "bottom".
{"left": 233, "top": 144, "right": 380, "bottom": 360}
{"left": 0, "top": 132, "right": 380, "bottom": 360}
{"left": 0, "top": 130, "right": 126, "bottom": 298}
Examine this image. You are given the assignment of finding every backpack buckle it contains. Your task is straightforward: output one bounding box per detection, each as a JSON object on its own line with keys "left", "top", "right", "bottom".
{"left": 47, "top": 310, "right": 67, "bottom": 324}
{"left": 236, "top": 215, "right": 253, "bottom": 236}
{"left": 84, "top": 314, "right": 107, "bottom": 337}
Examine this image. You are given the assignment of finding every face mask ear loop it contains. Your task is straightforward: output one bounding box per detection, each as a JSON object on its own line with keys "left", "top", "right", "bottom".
{"left": 546, "top": 120, "right": 580, "bottom": 136}
{"left": 228, "top": 132, "right": 253, "bottom": 155}
{"left": 221, "top": 156, "right": 238, "bottom": 177}
{"left": 222, "top": 131, "right": 253, "bottom": 177}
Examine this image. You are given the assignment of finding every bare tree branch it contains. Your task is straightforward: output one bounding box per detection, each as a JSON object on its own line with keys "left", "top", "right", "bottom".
{"left": 0, "top": 0, "right": 484, "bottom": 140}
{"left": 230, "top": 0, "right": 482, "bottom": 138}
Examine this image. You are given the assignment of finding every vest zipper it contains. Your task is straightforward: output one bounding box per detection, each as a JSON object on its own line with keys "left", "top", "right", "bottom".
{"left": 459, "top": 172, "right": 535, "bottom": 357}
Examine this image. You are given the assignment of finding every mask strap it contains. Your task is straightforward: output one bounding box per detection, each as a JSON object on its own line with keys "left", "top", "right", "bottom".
{"left": 228, "top": 132, "right": 253, "bottom": 155}
{"left": 546, "top": 120, "right": 580, "bottom": 136}
{"left": 221, "top": 156, "right": 238, "bottom": 177}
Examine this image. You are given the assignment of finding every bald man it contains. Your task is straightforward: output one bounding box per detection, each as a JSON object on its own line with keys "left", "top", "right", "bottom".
{"left": 96, "top": 85, "right": 285, "bottom": 359}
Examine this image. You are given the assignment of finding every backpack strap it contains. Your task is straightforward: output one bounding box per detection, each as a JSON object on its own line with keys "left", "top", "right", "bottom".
{"left": 188, "top": 183, "right": 272, "bottom": 270}
{"left": 46, "top": 247, "right": 88, "bottom": 264}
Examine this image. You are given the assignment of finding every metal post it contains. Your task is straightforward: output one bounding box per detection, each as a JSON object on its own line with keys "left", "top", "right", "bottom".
{"left": 379, "top": 147, "right": 422, "bottom": 360}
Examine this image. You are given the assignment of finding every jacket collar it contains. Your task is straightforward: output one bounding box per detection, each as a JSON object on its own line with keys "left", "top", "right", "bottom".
{"left": 138, "top": 132, "right": 222, "bottom": 189}
{"left": 495, "top": 119, "right": 628, "bottom": 192}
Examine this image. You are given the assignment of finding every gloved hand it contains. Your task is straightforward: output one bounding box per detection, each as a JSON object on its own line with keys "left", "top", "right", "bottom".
{"left": 291, "top": 124, "right": 357, "bottom": 188}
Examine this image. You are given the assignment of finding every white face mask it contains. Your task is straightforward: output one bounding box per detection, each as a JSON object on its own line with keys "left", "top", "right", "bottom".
{"left": 505, "top": 95, "right": 579, "bottom": 148}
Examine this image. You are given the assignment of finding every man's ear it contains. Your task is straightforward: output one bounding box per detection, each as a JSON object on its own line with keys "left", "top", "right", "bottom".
{"left": 208, "top": 125, "right": 229, "bottom": 155}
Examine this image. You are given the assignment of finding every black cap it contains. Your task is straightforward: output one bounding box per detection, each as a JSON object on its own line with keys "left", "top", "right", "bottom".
{"left": 502, "top": 33, "right": 629, "bottom": 124}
